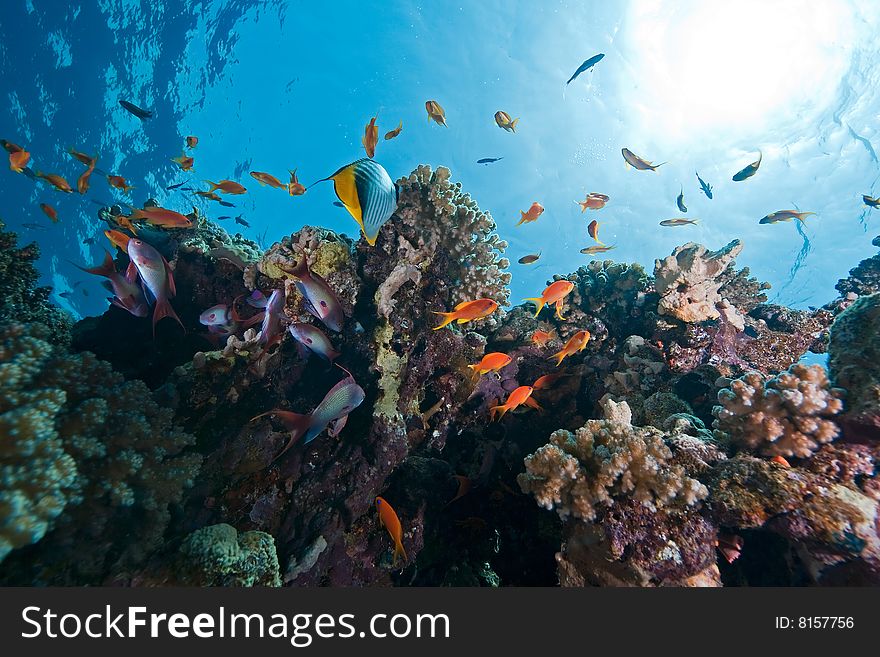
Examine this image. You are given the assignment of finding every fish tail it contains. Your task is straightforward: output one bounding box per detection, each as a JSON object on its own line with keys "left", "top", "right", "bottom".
{"left": 510, "top": 118, "right": 519, "bottom": 132}
{"left": 251, "top": 410, "right": 312, "bottom": 459}
{"left": 653, "top": 162, "right": 668, "bottom": 170}
{"left": 524, "top": 297, "right": 545, "bottom": 317}
{"left": 549, "top": 351, "right": 565, "bottom": 366}
{"left": 797, "top": 212, "right": 816, "bottom": 222}
{"left": 489, "top": 404, "right": 508, "bottom": 422}
{"left": 393, "top": 539, "right": 408, "bottom": 568}
{"left": 432, "top": 312, "right": 456, "bottom": 330}
{"left": 203, "top": 179, "right": 219, "bottom": 192}
{"left": 74, "top": 249, "right": 116, "bottom": 278}
{"left": 152, "top": 297, "right": 185, "bottom": 338}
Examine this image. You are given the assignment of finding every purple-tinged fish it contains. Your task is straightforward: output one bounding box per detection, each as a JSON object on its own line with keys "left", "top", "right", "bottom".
{"left": 253, "top": 289, "right": 285, "bottom": 347}
{"left": 73, "top": 249, "right": 149, "bottom": 317}
{"left": 200, "top": 303, "right": 237, "bottom": 336}
{"left": 251, "top": 366, "right": 365, "bottom": 455}
{"left": 127, "top": 238, "right": 184, "bottom": 335}
{"left": 280, "top": 251, "right": 344, "bottom": 331}
{"left": 288, "top": 322, "right": 341, "bottom": 362}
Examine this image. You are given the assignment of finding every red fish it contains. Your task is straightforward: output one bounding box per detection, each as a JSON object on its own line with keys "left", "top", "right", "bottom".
{"left": 171, "top": 152, "right": 194, "bottom": 171}
{"left": 468, "top": 352, "right": 512, "bottom": 375}
{"left": 127, "top": 238, "right": 184, "bottom": 336}
{"left": 186, "top": 135, "right": 198, "bottom": 149}
{"left": 68, "top": 147, "right": 96, "bottom": 168}
{"left": 9, "top": 149, "right": 30, "bottom": 172}
{"left": 128, "top": 206, "right": 193, "bottom": 228}
{"left": 36, "top": 171, "right": 73, "bottom": 193}
{"left": 73, "top": 250, "right": 148, "bottom": 318}
{"left": 433, "top": 298, "right": 499, "bottom": 330}
{"left": 531, "top": 329, "right": 555, "bottom": 346}
{"left": 524, "top": 280, "right": 575, "bottom": 320}
{"left": 362, "top": 113, "right": 379, "bottom": 158}
{"left": 77, "top": 164, "right": 95, "bottom": 194}
{"left": 516, "top": 202, "right": 544, "bottom": 226}
{"left": 107, "top": 174, "right": 134, "bottom": 192}
{"left": 490, "top": 385, "right": 540, "bottom": 421}
{"left": 550, "top": 330, "right": 590, "bottom": 366}
{"left": 205, "top": 179, "right": 247, "bottom": 194}
{"left": 375, "top": 496, "right": 407, "bottom": 568}
{"left": 39, "top": 203, "right": 58, "bottom": 223}
{"left": 287, "top": 169, "right": 306, "bottom": 196}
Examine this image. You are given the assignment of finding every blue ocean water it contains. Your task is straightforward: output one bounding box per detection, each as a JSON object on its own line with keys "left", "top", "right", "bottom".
{"left": 2, "top": 0, "right": 880, "bottom": 320}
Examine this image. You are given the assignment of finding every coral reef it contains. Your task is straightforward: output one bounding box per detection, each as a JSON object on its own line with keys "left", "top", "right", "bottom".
{"left": 0, "top": 220, "right": 71, "bottom": 344}
{"left": 828, "top": 293, "right": 880, "bottom": 440}
{"left": 654, "top": 239, "right": 745, "bottom": 327}
{"left": 0, "top": 322, "right": 201, "bottom": 584}
{"left": 713, "top": 365, "right": 844, "bottom": 458}
{"left": 177, "top": 523, "right": 281, "bottom": 586}
{"left": 518, "top": 397, "right": 708, "bottom": 522}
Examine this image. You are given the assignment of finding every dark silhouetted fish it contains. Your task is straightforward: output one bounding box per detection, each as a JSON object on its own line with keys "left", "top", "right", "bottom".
{"left": 119, "top": 99, "right": 152, "bottom": 120}
{"left": 676, "top": 187, "right": 687, "bottom": 212}
{"left": 477, "top": 157, "right": 504, "bottom": 165}
{"left": 166, "top": 180, "right": 189, "bottom": 190}
{"left": 696, "top": 171, "right": 713, "bottom": 199}
{"left": 218, "top": 200, "right": 235, "bottom": 207}
{"left": 216, "top": 215, "right": 231, "bottom": 220}
{"left": 732, "top": 151, "right": 762, "bottom": 182}
{"left": 566, "top": 53, "right": 604, "bottom": 85}
{"left": 235, "top": 215, "right": 250, "bottom": 227}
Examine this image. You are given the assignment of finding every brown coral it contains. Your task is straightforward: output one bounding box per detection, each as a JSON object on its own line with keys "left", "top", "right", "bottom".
{"left": 712, "top": 364, "right": 844, "bottom": 458}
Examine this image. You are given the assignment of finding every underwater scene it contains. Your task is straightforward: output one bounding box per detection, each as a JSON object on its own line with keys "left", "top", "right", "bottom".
{"left": 1, "top": 0, "right": 880, "bottom": 587}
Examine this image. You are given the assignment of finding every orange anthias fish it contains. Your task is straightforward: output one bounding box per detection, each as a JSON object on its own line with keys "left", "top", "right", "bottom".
{"left": 447, "top": 475, "right": 472, "bottom": 506}
{"left": 77, "top": 164, "right": 95, "bottom": 194}
{"left": 770, "top": 455, "right": 791, "bottom": 468}
{"left": 531, "top": 329, "right": 556, "bottom": 346}
{"left": 39, "top": 203, "right": 58, "bottom": 223}
{"left": 516, "top": 201, "right": 544, "bottom": 226}
{"left": 432, "top": 298, "right": 499, "bottom": 330}
{"left": 425, "top": 100, "right": 447, "bottom": 126}
{"left": 375, "top": 497, "right": 407, "bottom": 568}
{"left": 9, "top": 149, "right": 31, "bottom": 172}
{"left": 249, "top": 171, "right": 286, "bottom": 189}
{"left": 468, "top": 352, "right": 512, "bottom": 375}
{"left": 287, "top": 169, "right": 306, "bottom": 196}
{"left": 36, "top": 171, "right": 73, "bottom": 193}
{"left": 532, "top": 372, "right": 571, "bottom": 390}
{"left": 576, "top": 192, "right": 609, "bottom": 212}
{"left": 2, "top": 140, "right": 24, "bottom": 154}
{"left": 128, "top": 207, "right": 193, "bottom": 228}
{"left": 68, "top": 147, "right": 96, "bottom": 167}
{"left": 171, "top": 152, "right": 194, "bottom": 171}
{"left": 587, "top": 219, "right": 604, "bottom": 244}
{"left": 186, "top": 135, "right": 198, "bottom": 149}
{"left": 490, "top": 385, "right": 541, "bottom": 421}
{"left": 205, "top": 179, "right": 247, "bottom": 195}
{"left": 195, "top": 190, "right": 222, "bottom": 201}
{"left": 384, "top": 121, "right": 402, "bottom": 140}
{"left": 524, "top": 280, "right": 575, "bottom": 320}
{"left": 107, "top": 174, "right": 134, "bottom": 193}
{"left": 362, "top": 114, "right": 379, "bottom": 158}
{"left": 104, "top": 228, "right": 131, "bottom": 251}
{"left": 550, "top": 330, "right": 590, "bottom": 366}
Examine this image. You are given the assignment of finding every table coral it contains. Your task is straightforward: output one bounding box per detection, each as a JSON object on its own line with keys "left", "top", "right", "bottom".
{"left": 712, "top": 364, "right": 844, "bottom": 458}
{"left": 518, "top": 397, "right": 708, "bottom": 522}
{"left": 654, "top": 240, "right": 745, "bottom": 327}
{"left": 0, "top": 322, "right": 201, "bottom": 584}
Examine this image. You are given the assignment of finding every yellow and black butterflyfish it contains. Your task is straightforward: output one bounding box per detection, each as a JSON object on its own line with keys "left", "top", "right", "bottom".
{"left": 313, "top": 158, "right": 398, "bottom": 246}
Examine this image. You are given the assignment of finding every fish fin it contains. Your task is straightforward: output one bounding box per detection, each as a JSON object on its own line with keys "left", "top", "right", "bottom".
{"left": 152, "top": 297, "right": 184, "bottom": 338}
{"left": 524, "top": 297, "right": 545, "bottom": 318}
{"left": 510, "top": 118, "right": 519, "bottom": 132}
{"left": 203, "top": 180, "right": 219, "bottom": 193}
{"left": 653, "top": 162, "right": 668, "bottom": 169}
{"left": 73, "top": 249, "right": 116, "bottom": 278}
{"left": 327, "top": 414, "right": 348, "bottom": 438}
{"left": 252, "top": 410, "right": 312, "bottom": 459}
{"left": 524, "top": 397, "right": 543, "bottom": 412}
{"left": 393, "top": 540, "right": 407, "bottom": 568}
{"left": 489, "top": 404, "right": 508, "bottom": 422}
{"left": 432, "top": 312, "right": 456, "bottom": 330}
{"left": 162, "top": 255, "right": 177, "bottom": 298}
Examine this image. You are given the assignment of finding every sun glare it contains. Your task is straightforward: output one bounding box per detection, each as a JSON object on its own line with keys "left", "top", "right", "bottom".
{"left": 623, "top": 0, "right": 855, "bottom": 146}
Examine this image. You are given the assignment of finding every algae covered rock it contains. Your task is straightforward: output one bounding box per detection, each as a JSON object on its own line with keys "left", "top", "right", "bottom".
{"left": 178, "top": 523, "right": 281, "bottom": 587}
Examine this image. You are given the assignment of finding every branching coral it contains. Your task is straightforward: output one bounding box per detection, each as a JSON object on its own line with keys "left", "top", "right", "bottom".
{"left": 0, "top": 322, "right": 201, "bottom": 583}
{"left": 0, "top": 221, "right": 71, "bottom": 344}
{"left": 654, "top": 240, "right": 745, "bottom": 327}
{"left": 393, "top": 164, "right": 510, "bottom": 316}
{"left": 558, "top": 260, "right": 649, "bottom": 334}
{"left": 518, "top": 397, "right": 708, "bottom": 522}
{"left": 712, "top": 364, "right": 844, "bottom": 458}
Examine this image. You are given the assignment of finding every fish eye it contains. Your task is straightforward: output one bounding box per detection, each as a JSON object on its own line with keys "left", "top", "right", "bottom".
{"left": 305, "top": 338, "right": 312, "bottom": 344}
{"left": 320, "top": 301, "right": 328, "bottom": 308}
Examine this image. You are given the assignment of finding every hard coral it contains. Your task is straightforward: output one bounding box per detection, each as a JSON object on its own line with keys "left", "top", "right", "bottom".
{"left": 712, "top": 364, "right": 844, "bottom": 458}
{"left": 178, "top": 523, "right": 281, "bottom": 587}
{"left": 0, "top": 322, "right": 201, "bottom": 584}
{"left": 518, "top": 397, "right": 708, "bottom": 522}
{"left": 654, "top": 240, "right": 745, "bottom": 327}
{"left": 0, "top": 221, "right": 71, "bottom": 344}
